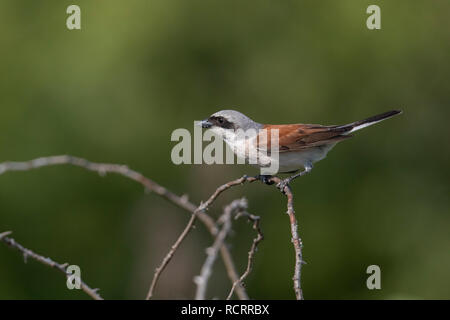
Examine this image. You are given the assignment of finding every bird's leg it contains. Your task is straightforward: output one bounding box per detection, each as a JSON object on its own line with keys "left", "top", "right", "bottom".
{"left": 255, "top": 174, "right": 275, "bottom": 185}
{"left": 277, "top": 162, "right": 313, "bottom": 191}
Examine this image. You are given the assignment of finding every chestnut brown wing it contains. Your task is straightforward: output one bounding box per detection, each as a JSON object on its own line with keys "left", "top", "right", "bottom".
{"left": 257, "top": 124, "right": 352, "bottom": 153}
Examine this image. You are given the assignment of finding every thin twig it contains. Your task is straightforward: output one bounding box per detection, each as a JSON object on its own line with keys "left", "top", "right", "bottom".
{"left": 0, "top": 231, "right": 103, "bottom": 300}
{"left": 0, "top": 155, "right": 207, "bottom": 225}
{"left": 0, "top": 155, "right": 248, "bottom": 300}
{"left": 284, "top": 185, "right": 304, "bottom": 300}
{"left": 194, "top": 198, "right": 248, "bottom": 300}
{"left": 270, "top": 176, "right": 305, "bottom": 300}
{"left": 146, "top": 177, "right": 253, "bottom": 299}
{"left": 227, "top": 209, "right": 264, "bottom": 300}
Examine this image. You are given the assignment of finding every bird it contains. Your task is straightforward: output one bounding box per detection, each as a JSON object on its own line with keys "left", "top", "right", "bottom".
{"left": 200, "top": 109, "right": 402, "bottom": 188}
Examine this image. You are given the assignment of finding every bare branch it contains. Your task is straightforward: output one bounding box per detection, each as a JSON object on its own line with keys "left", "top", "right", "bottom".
{"left": 218, "top": 242, "right": 248, "bottom": 299}
{"left": 0, "top": 231, "right": 103, "bottom": 300}
{"left": 149, "top": 172, "right": 305, "bottom": 300}
{"left": 146, "top": 177, "right": 254, "bottom": 299}
{"left": 227, "top": 208, "right": 264, "bottom": 300}
{"left": 0, "top": 155, "right": 248, "bottom": 300}
{"left": 272, "top": 177, "right": 305, "bottom": 300}
{"left": 177, "top": 174, "right": 304, "bottom": 300}
{"left": 194, "top": 198, "right": 248, "bottom": 300}
{"left": 284, "top": 185, "right": 305, "bottom": 300}
{"left": 148, "top": 173, "right": 304, "bottom": 300}
{"left": 0, "top": 155, "right": 216, "bottom": 233}
{"left": 0, "top": 156, "right": 305, "bottom": 299}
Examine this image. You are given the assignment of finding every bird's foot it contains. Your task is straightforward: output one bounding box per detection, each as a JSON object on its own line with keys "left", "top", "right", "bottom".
{"left": 277, "top": 178, "right": 291, "bottom": 193}
{"left": 276, "top": 163, "right": 313, "bottom": 192}
{"left": 255, "top": 174, "right": 274, "bottom": 185}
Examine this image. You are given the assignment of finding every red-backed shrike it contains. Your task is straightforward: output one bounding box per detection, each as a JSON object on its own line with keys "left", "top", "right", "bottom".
{"left": 200, "top": 109, "right": 402, "bottom": 186}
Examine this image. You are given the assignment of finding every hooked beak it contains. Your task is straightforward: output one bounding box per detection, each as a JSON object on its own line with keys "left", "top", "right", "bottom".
{"left": 201, "top": 119, "right": 212, "bottom": 128}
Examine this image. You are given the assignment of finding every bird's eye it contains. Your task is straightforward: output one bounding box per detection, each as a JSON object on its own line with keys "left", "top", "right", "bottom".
{"left": 218, "top": 117, "right": 224, "bottom": 124}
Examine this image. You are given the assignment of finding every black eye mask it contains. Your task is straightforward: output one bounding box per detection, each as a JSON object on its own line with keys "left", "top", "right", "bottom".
{"left": 208, "top": 116, "right": 235, "bottom": 129}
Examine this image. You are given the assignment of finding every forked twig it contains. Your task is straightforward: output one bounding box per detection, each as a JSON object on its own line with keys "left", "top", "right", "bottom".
{"left": 146, "top": 177, "right": 252, "bottom": 299}
{"left": 227, "top": 209, "right": 264, "bottom": 300}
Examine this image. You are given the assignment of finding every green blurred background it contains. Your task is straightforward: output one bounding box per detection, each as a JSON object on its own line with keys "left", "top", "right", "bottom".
{"left": 0, "top": 0, "right": 449, "bottom": 299}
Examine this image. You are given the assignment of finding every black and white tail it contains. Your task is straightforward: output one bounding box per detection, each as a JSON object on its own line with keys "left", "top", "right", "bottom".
{"left": 337, "top": 110, "right": 402, "bottom": 134}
